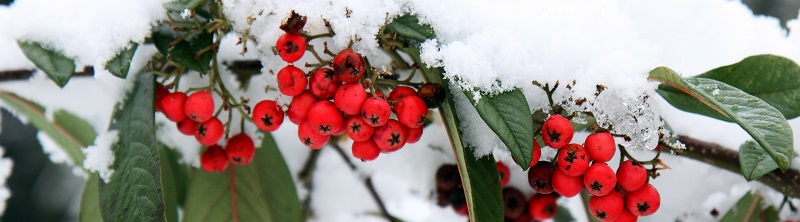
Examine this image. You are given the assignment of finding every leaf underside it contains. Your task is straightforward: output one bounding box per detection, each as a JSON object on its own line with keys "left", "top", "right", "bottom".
{"left": 464, "top": 89, "right": 534, "bottom": 169}
{"left": 17, "top": 41, "right": 76, "bottom": 87}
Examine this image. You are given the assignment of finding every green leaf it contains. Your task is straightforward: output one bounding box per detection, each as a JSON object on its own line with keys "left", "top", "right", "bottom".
{"left": 657, "top": 55, "right": 800, "bottom": 121}
{"left": 464, "top": 89, "right": 534, "bottom": 169}
{"left": 554, "top": 206, "right": 575, "bottom": 222}
{"left": 383, "top": 14, "right": 436, "bottom": 44}
{"left": 183, "top": 133, "right": 302, "bottom": 222}
{"left": 79, "top": 174, "right": 103, "bottom": 222}
{"left": 0, "top": 92, "right": 93, "bottom": 165}
{"left": 224, "top": 60, "right": 263, "bottom": 90}
{"left": 721, "top": 192, "right": 762, "bottom": 222}
{"left": 649, "top": 67, "right": 793, "bottom": 176}
{"left": 163, "top": 0, "right": 205, "bottom": 12}
{"left": 169, "top": 31, "right": 214, "bottom": 72}
{"left": 739, "top": 141, "right": 779, "bottom": 181}
{"left": 158, "top": 145, "right": 182, "bottom": 222}
{"left": 106, "top": 43, "right": 139, "bottom": 79}
{"left": 152, "top": 31, "right": 174, "bottom": 56}
{"left": 17, "top": 41, "right": 76, "bottom": 87}
{"left": 763, "top": 206, "right": 779, "bottom": 222}
{"left": 99, "top": 72, "right": 166, "bottom": 221}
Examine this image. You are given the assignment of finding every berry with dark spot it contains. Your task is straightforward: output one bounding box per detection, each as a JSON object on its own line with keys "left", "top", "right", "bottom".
{"left": 552, "top": 167, "right": 583, "bottom": 198}
{"left": 406, "top": 126, "right": 422, "bottom": 144}
{"left": 584, "top": 163, "right": 617, "bottom": 196}
{"left": 617, "top": 160, "right": 648, "bottom": 192}
{"left": 287, "top": 91, "right": 317, "bottom": 124}
{"left": 497, "top": 162, "right": 511, "bottom": 187}
{"left": 613, "top": 209, "right": 638, "bottom": 222}
{"left": 527, "top": 162, "right": 556, "bottom": 194}
{"left": 372, "top": 119, "right": 407, "bottom": 153}
{"left": 417, "top": 83, "right": 446, "bottom": 109}
{"left": 556, "top": 144, "right": 590, "bottom": 177}
{"left": 331, "top": 121, "right": 347, "bottom": 136}
{"left": 184, "top": 90, "right": 214, "bottom": 122}
{"left": 394, "top": 95, "right": 428, "bottom": 129}
{"left": 298, "top": 120, "right": 330, "bottom": 150}
{"left": 177, "top": 119, "right": 198, "bottom": 136}
{"left": 276, "top": 33, "right": 306, "bottom": 63}
{"left": 541, "top": 114, "right": 573, "bottom": 149}
{"left": 502, "top": 187, "right": 527, "bottom": 219}
{"left": 333, "top": 49, "right": 365, "bottom": 83}
{"left": 252, "top": 100, "right": 284, "bottom": 132}
{"left": 361, "top": 97, "right": 391, "bottom": 127}
{"left": 200, "top": 145, "right": 228, "bottom": 172}
{"left": 277, "top": 65, "right": 308, "bottom": 96}
{"left": 307, "top": 100, "right": 343, "bottom": 135}
{"left": 279, "top": 10, "right": 307, "bottom": 34}
{"left": 309, "top": 68, "right": 340, "bottom": 100}
{"left": 584, "top": 132, "right": 616, "bottom": 163}
{"left": 161, "top": 92, "right": 188, "bottom": 122}
{"left": 334, "top": 83, "right": 367, "bottom": 115}
{"left": 625, "top": 184, "right": 660, "bottom": 216}
{"left": 528, "top": 194, "right": 557, "bottom": 221}
{"left": 589, "top": 191, "right": 624, "bottom": 221}
{"left": 195, "top": 117, "right": 223, "bottom": 146}
{"left": 225, "top": 134, "right": 255, "bottom": 165}
{"left": 351, "top": 140, "right": 380, "bottom": 161}
{"left": 436, "top": 164, "right": 460, "bottom": 191}
{"left": 388, "top": 86, "right": 417, "bottom": 102}
{"left": 345, "top": 115, "right": 374, "bottom": 142}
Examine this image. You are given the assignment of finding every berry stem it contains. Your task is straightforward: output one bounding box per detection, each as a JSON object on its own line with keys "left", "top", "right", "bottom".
{"left": 303, "top": 20, "right": 335, "bottom": 41}
{"left": 229, "top": 166, "right": 240, "bottom": 222}
{"left": 373, "top": 78, "right": 422, "bottom": 87}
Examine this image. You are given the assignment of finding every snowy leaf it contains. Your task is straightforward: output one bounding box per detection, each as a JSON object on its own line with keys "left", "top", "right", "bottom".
{"left": 649, "top": 67, "right": 793, "bottom": 174}
{"left": 658, "top": 55, "right": 800, "bottom": 121}
{"left": 17, "top": 41, "right": 76, "bottom": 87}
{"left": 0, "top": 92, "right": 93, "bottom": 165}
{"left": 224, "top": 60, "right": 263, "bottom": 90}
{"left": 99, "top": 73, "right": 166, "bottom": 221}
{"left": 79, "top": 174, "right": 102, "bottom": 222}
{"left": 720, "top": 192, "right": 761, "bottom": 222}
{"left": 738, "top": 141, "right": 779, "bottom": 181}
{"left": 183, "top": 133, "right": 302, "bottom": 222}
{"left": 464, "top": 89, "right": 534, "bottom": 169}
{"left": 105, "top": 43, "right": 138, "bottom": 79}
{"left": 163, "top": 0, "right": 205, "bottom": 12}
{"left": 383, "top": 14, "right": 436, "bottom": 44}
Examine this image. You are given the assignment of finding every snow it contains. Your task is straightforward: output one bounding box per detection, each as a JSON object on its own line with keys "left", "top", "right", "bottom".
{"left": 83, "top": 130, "right": 118, "bottom": 182}
{"left": 0, "top": 146, "right": 13, "bottom": 215}
{"left": 36, "top": 131, "right": 71, "bottom": 165}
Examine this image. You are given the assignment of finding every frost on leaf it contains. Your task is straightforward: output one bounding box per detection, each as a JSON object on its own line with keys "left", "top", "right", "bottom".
{"left": 0, "top": 146, "right": 13, "bottom": 215}
{"left": 83, "top": 130, "right": 119, "bottom": 182}
{"left": 589, "top": 90, "right": 662, "bottom": 150}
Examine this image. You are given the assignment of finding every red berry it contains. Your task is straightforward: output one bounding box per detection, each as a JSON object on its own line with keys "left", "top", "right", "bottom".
{"left": 513, "top": 212, "right": 533, "bottom": 222}
{"left": 528, "top": 163, "right": 556, "bottom": 194}
{"left": 154, "top": 84, "right": 169, "bottom": 112}
{"left": 334, "top": 83, "right": 367, "bottom": 115}
{"left": 177, "top": 119, "right": 198, "bottom": 135}
{"left": 333, "top": 48, "right": 365, "bottom": 83}
{"left": 308, "top": 68, "right": 340, "bottom": 100}
{"left": 345, "top": 116, "right": 374, "bottom": 142}
{"left": 585, "top": 132, "right": 616, "bottom": 162}
{"left": 279, "top": 11, "right": 307, "bottom": 34}
{"left": 496, "top": 162, "right": 511, "bottom": 187}
{"left": 184, "top": 90, "right": 214, "bottom": 122}
{"left": 502, "top": 187, "right": 527, "bottom": 219}
{"left": 331, "top": 122, "right": 347, "bottom": 135}
{"left": 556, "top": 144, "right": 590, "bottom": 177}
{"left": 388, "top": 86, "right": 416, "bottom": 102}
{"left": 589, "top": 191, "right": 624, "bottom": 221}
{"left": 307, "top": 100, "right": 343, "bottom": 135}
{"left": 530, "top": 141, "right": 542, "bottom": 167}
{"left": 625, "top": 184, "right": 660, "bottom": 216}
{"left": 417, "top": 83, "right": 446, "bottom": 109}
{"left": 610, "top": 209, "right": 637, "bottom": 222}
{"left": 276, "top": 33, "right": 306, "bottom": 63}
{"left": 252, "top": 100, "right": 284, "bottom": 132}
{"left": 200, "top": 145, "right": 228, "bottom": 172}
{"left": 195, "top": 117, "right": 224, "bottom": 146}
{"left": 528, "top": 194, "right": 557, "bottom": 221}
{"left": 224, "top": 134, "right": 255, "bottom": 165}
{"left": 617, "top": 160, "right": 648, "bottom": 191}
{"left": 277, "top": 65, "right": 308, "bottom": 96}
{"left": 454, "top": 203, "right": 468, "bottom": 215}
{"left": 436, "top": 164, "right": 460, "bottom": 191}
{"left": 287, "top": 91, "right": 316, "bottom": 124}
{"left": 361, "top": 97, "right": 391, "bottom": 127}
{"left": 541, "top": 114, "right": 573, "bottom": 148}
{"left": 298, "top": 120, "right": 330, "bottom": 149}
{"left": 406, "top": 126, "right": 422, "bottom": 144}
{"left": 161, "top": 92, "right": 188, "bottom": 122}
{"left": 372, "top": 119, "right": 407, "bottom": 153}
{"left": 352, "top": 140, "right": 380, "bottom": 161}
{"left": 552, "top": 168, "right": 583, "bottom": 198}
{"left": 584, "top": 163, "right": 617, "bottom": 196}
{"left": 394, "top": 95, "right": 428, "bottom": 129}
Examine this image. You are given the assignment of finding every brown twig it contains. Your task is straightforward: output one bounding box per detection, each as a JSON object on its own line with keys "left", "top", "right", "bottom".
{"left": 0, "top": 66, "right": 94, "bottom": 81}
{"left": 298, "top": 149, "right": 322, "bottom": 220}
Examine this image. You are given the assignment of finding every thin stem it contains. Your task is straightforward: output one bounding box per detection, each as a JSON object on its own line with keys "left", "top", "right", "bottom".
{"left": 299, "top": 149, "right": 322, "bottom": 220}
{"left": 329, "top": 142, "right": 397, "bottom": 222}
{"left": 374, "top": 78, "right": 422, "bottom": 88}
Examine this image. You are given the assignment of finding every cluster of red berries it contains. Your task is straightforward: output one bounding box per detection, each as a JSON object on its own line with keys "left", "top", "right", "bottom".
{"left": 155, "top": 86, "right": 258, "bottom": 172}
{"left": 435, "top": 164, "right": 469, "bottom": 215}
{"left": 525, "top": 114, "right": 660, "bottom": 221}
{"left": 495, "top": 161, "right": 561, "bottom": 221}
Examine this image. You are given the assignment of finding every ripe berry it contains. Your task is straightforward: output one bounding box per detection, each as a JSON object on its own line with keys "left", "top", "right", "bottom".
{"left": 406, "top": 126, "right": 422, "bottom": 144}
{"left": 394, "top": 95, "right": 428, "bottom": 129}
{"left": 513, "top": 212, "right": 533, "bottom": 222}
{"left": 195, "top": 117, "right": 224, "bottom": 146}
{"left": 276, "top": 33, "right": 306, "bottom": 63}
{"left": 225, "top": 134, "right": 255, "bottom": 165}
{"left": 184, "top": 90, "right": 214, "bottom": 122}
{"left": 333, "top": 48, "right": 365, "bottom": 83}
{"left": 298, "top": 120, "right": 330, "bottom": 149}
{"left": 528, "top": 163, "right": 556, "bottom": 194}
{"left": 417, "top": 83, "right": 446, "bottom": 109}
{"left": 552, "top": 168, "right": 583, "bottom": 198}
{"left": 530, "top": 141, "right": 542, "bottom": 167}
{"left": 161, "top": 92, "right": 188, "bottom": 122}
{"left": 345, "top": 116, "right": 374, "bottom": 142}
{"left": 372, "top": 119, "right": 407, "bottom": 153}
{"left": 361, "top": 97, "right": 391, "bottom": 127}
{"left": 589, "top": 191, "right": 624, "bottom": 221}
{"left": 177, "top": 119, "right": 198, "bottom": 135}
{"left": 287, "top": 91, "right": 316, "bottom": 124}
{"left": 352, "top": 140, "right": 380, "bottom": 161}
{"left": 625, "top": 184, "right": 660, "bottom": 216}
{"left": 436, "top": 164, "right": 460, "bottom": 191}
{"left": 200, "top": 145, "right": 228, "bottom": 172}
{"left": 584, "top": 163, "right": 617, "bottom": 196}
{"left": 496, "top": 162, "right": 511, "bottom": 187}
{"left": 331, "top": 122, "right": 346, "bottom": 136}
{"left": 155, "top": 84, "right": 169, "bottom": 112}
{"left": 584, "top": 132, "right": 616, "bottom": 162}
{"left": 252, "top": 100, "right": 284, "bottom": 132}
{"left": 556, "top": 144, "right": 590, "bottom": 177}
{"left": 617, "top": 160, "right": 648, "bottom": 191}
{"left": 388, "top": 86, "right": 417, "bottom": 102}
{"left": 334, "top": 83, "right": 367, "bottom": 115}
{"left": 612, "top": 209, "right": 638, "bottom": 222}
{"left": 277, "top": 65, "right": 308, "bottom": 96}
{"left": 307, "top": 100, "right": 343, "bottom": 135}
{"left": 279, "top": 11, "right": 307, "bottom": 34}
{"left": 541, "top": 114, "right": 573, "bottom": 149}
{"left": 528, "top": 194, "right": 557, "bottom": 220}
{"left": 502, "top": 187, "right": 527, "bottom": 219}
{"left": 309, "top": 68, "right": 340, "bottom": 100}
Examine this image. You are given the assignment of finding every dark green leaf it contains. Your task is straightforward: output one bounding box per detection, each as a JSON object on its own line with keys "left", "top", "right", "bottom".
{"left": 158, "top": 145, "right": 182, "bottom": 222}
{"left": 739, "top": 141, "right": 779, "bottom": 181}
{"left": 657, "top": 55, "right": 800, "bottom": 121}
{"left": 720, "top": 192, "right": 761, "bottom": 222}
{"left": 183, "top": 133, "right": 302, "bottom": 222}
{"left": 99, "top": 72, "right": 165, "bottom": 221}
{"left": 169, "top": 31, "right": 214, "bottom": 72}
{"left": 649, "top": 67, "right": 793, "bottom": 176}
{"left": 464, "top": 89, "right": 534, "bottom": 169}
{"left": 383, "top": 14, "right": 436, "bottom": 45}
{"left": 554, "top": 206, "right": 575, "bottom": 222}
{"left": 763, "top": 206, "right": 779, "bottom": 222}
{"left": 53, "top": 110, "right": 97, "bottom": 146}
{"left": 79, "top": 174, "right": 103, "bottom": 222}
{"left": 17, "top": 41, "right": 76, "bottom": 87}
{"left": 163, "top": 0, "right": 205, "bottom": 12}
{"left": 224, "top": 60, "right": 263, "bottom": 90}
{"left": 106, "top": 43, "right": 138, "bottom": 79}
{"left": 152, "top": 31, "right": 174, "bottom": 56}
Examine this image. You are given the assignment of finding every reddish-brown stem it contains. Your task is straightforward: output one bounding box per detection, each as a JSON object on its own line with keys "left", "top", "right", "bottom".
{"left": 229, "top": 166, "right": 239, "bottom": 222}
